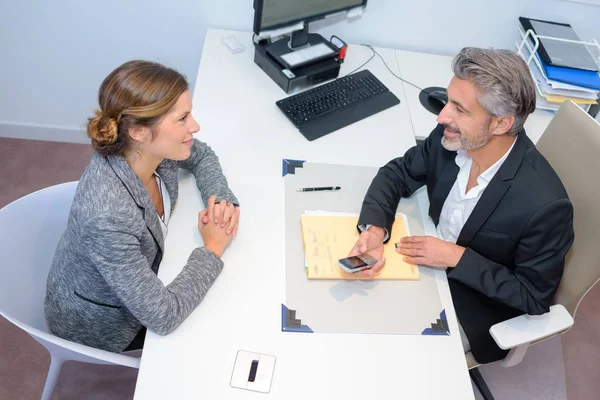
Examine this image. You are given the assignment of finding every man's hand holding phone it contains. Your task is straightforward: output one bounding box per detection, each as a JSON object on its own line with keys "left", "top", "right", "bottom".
{"left": 344, "top": 226, "right": 387, "bottom": 277}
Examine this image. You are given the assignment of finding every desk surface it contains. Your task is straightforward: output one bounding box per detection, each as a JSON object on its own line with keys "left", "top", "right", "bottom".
{"left": 133, "top": 28, "right": 485, "bottom": 400}
{"left": 395, "top": 49, "right": 555, "bottom": 144}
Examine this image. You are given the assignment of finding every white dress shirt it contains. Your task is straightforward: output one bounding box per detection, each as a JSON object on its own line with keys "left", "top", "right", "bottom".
{"left": 154, "top": 172, "right": 171, "bottom": 239}
{"left": 436, "top": 139, "right": 516, "bottom": 243}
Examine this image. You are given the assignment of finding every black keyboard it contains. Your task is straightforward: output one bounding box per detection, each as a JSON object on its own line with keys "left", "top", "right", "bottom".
{"left": 276, "top": 70, "right": 400, "bottom": 141}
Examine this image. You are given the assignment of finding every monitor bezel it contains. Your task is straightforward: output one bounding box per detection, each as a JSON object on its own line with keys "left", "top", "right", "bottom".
{"left": 253, "top": 0, "right": 368, "bottom": 35}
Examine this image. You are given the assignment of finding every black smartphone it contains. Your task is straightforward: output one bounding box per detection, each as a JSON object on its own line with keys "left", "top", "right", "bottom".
{"left": 338, "top": 254, "right": 378, "bottom": 273}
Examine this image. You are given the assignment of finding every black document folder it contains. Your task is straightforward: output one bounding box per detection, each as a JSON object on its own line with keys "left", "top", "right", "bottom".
{"left": 519, "top": 17, "right": 598, "bottom": 72}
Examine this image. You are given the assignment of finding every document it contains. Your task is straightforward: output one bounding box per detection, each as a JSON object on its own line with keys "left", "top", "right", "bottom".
{"left": 530, "top": 55, "right": 599, "bottom": 100}
{"left": 300, "top": 211, "right": 419, "bottom": 280}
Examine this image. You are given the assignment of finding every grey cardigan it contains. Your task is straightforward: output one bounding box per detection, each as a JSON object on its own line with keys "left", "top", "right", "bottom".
{"left": 45, "top": 139, "right": 238, "bottom": 352}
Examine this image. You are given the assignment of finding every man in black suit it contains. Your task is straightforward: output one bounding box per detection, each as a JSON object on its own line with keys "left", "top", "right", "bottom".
{"left": 349, "top": 48, "right": 574, "bottom": 363}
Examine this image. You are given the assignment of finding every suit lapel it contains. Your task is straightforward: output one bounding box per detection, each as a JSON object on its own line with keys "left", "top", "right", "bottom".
{"left": 107, "top": 155, "right": 164, "bottom": 253}
{"left": 455, "top": 179, "right": 509, "bottom": 246}
{"left": 456, "top": 133, "right": 528, "bottom": 246}
{"left": 429, "top": 161, "right": 459, "bottom": 225}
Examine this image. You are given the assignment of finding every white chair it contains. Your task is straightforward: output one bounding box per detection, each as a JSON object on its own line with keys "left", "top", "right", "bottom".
{"left": 0, "top": 182, "right": 140, "bottom": 400}
{"left": 468, "top": 101, "right": 600, "bottom": 399}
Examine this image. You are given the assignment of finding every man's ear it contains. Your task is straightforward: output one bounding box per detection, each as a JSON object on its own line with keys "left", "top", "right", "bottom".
{"left": 128, "top": 125, "right": 150, "bottom": 144}
{"left": 490, "top": 115, "right": 515, "bottom": 136}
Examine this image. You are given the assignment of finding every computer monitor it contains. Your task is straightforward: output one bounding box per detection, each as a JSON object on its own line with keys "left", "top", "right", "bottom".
{"left": 253, "top": 0, "right": 367, "bottom": 48}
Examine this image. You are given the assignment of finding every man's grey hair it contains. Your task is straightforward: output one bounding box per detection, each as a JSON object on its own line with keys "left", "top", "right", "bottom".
{"left": 452, "top": 47, "right": 537, "bottom": 136}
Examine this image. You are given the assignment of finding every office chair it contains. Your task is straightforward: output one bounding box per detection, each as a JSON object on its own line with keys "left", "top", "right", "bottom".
{"left": 467, "top": 101, "right": 600, "bottom": 400}
{"left": 0, "top": 182, "right": 140, "bottom": 400}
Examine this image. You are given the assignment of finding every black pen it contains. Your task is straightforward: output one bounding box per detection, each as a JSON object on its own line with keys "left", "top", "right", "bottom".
{"left": 296, "top": 186, "right": 341, "bottom": 192}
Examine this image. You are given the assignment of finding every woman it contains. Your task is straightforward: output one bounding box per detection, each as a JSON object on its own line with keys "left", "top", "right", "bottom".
{"left": 45, "top": 60, "right": 240, "bottom": 353}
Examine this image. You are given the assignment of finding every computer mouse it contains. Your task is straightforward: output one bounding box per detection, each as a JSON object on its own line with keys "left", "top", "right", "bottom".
{"left": 427, "top": 89, "right": 448, "bottom": 108}
{"left": 419, "top": 86, "right": 448, "bottom": 115}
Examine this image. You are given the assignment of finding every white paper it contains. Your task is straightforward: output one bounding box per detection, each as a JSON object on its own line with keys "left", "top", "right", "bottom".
{"left": 281, "top": 43, "right": 335, "bottom": 67}
{"left": 548, "top": 79, "right": 599, "bottom": 93}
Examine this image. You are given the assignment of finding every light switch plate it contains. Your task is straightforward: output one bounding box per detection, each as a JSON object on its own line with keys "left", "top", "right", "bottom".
{"left": 230, "top": 350, "right": 276, "bottom": 394}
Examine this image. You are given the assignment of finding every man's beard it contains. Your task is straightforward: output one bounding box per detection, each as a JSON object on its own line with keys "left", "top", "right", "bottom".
{"left": 441, "top": 118, "right": 492, "bottom": 151}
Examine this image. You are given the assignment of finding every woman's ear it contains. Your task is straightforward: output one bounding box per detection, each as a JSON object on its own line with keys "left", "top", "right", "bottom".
{"left": 128, "top": 125, "right": 151, "bottom": 144}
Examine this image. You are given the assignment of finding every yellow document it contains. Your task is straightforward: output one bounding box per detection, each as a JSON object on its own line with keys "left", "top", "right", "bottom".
{"left": 300, "top": 212, "right": 419, "bottom": 280}
{"left": 543, "top": 93, "right": 599, "bottom": 105}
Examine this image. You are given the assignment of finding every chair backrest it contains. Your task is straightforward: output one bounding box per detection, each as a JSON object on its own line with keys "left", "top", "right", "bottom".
{"left": 0, "top": 181, "right": 77, "bottom": 331}
{"left": 536, "top": 101, "right": 600, "bottom": 318}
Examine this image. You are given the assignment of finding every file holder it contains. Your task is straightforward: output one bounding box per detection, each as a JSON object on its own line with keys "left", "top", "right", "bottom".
{"left": 516, "top": 25, "right": 600, "bottom": 115}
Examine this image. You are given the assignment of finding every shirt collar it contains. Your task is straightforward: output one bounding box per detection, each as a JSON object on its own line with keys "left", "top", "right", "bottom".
{"left": 478, "top": 137, "right": 517, "bottom": 185}
{"left": 455, "top": 149, "right": 470, "bottom": 168}
{"left": 453, "top": 137, "right": 517, "bottom": 185}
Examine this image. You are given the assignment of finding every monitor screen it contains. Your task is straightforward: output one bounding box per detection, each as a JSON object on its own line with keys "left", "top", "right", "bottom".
{"left": 254, "top": 0, "right": 366, "bottom": 33}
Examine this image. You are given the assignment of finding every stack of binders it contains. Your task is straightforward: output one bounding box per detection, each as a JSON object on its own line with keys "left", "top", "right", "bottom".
{"left": 518, "top": 17, "right": 600, "bottom": 112}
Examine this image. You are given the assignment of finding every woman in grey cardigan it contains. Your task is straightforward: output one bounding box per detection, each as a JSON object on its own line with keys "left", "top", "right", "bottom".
{"left": 45, "top": 60, "right": 240, "bottom": 353}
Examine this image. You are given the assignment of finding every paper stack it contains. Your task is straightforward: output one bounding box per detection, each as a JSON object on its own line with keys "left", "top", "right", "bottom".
{"left": 300, "top": 211, "right": 419, "bottom": 281}
{"left": 531, "top": 53, "right": 600, "bottom": 111}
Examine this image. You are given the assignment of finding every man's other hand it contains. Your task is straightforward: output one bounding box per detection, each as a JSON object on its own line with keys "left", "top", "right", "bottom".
{"left": 396, "top": 236, "right": 465, "bottom": 267}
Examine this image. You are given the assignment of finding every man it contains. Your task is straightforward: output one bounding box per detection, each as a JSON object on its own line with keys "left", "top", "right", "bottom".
{"left": 349, "top": 47, "right": 574, "bottom": 363}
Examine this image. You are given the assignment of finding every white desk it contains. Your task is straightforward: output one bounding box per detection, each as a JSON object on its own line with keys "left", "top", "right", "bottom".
{"left": 133, "top": 28, "right": 477, "bottom": 400}
{"left": 395, "top": 50, "right": 555, "bottom": 144}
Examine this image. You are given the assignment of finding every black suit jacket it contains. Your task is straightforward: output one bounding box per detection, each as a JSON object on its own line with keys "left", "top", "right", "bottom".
{"left": 358, "top": 125, "right": 574, "bottom": 363}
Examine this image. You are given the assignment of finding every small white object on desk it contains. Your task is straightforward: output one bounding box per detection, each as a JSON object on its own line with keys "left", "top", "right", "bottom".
{"left": 230, "top": 350, "right": 276, "bottom": 394}
{"left": 222, "top": 36, "right": 245, "bottom": 54}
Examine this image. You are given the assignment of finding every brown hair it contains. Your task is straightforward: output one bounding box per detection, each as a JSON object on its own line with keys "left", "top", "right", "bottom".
{"left": 87, "top": 60, "right": 188, "bottom": 155}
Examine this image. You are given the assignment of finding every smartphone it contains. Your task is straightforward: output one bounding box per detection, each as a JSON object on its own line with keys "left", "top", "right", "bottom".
{"left": 339, "top": 254, "right": 378, "bottom": 274}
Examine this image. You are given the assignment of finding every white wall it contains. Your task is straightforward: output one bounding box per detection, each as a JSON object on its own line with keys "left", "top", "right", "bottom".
{"left": 1, "top": 0, "right": 599, "bottom": 142}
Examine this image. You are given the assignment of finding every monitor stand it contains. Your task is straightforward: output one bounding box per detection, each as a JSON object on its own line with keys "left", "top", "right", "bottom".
{"left": 289, "top": 22, "right": 311, "bottom": 49}
{"left": 266, "top": 24, "right": 339, "bottom": 70}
